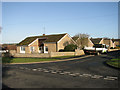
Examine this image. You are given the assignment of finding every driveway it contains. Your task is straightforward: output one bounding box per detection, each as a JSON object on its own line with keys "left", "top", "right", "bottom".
{"left": 2, "top": 51, "right": 119, "bottom": 88}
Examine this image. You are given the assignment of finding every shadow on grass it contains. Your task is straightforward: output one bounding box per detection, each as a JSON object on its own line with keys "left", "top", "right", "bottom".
{"left": 103, "top": 60, "right": 120, "bottom": 70}
{"left": 2, "top": 52, "right": 13, "bottom": 63}
{"left": 107, "top": 50, "right": 120, "bottom": 58}
{"left": 2, "top": 83, "right": 15, "bottom": 90}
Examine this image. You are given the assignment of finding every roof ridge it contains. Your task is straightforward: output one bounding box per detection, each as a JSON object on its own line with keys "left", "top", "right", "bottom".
{"left": 27, "top": 33, "right": 67, "bottom": 38}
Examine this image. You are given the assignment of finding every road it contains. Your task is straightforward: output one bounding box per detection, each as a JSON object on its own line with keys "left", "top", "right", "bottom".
{"left": 2, "top": 51, "right": 120, "bottom": 88}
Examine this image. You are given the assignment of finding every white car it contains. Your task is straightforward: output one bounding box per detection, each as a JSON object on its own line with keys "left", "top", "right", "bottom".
{"left": 84, "top": 44, "right": 108, "bottom": 55}
{"left": 0, "top": 50, "right": 8, "bottom": 53}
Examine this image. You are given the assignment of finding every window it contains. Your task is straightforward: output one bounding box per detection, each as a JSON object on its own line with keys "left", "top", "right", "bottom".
{"left": 44, "top": 46, "right": 48, "bottom": 53}
{"left": 20, "top": 46, "right": 25, "bottom": 53}
{"left": 21, "top": 46, "right": 25, "bottom": 51}
{"left": 45, "top": 46, "right": 48, "bottom": 51}
{"left": 30, "top": 47, "right": 34, "bottom": 52}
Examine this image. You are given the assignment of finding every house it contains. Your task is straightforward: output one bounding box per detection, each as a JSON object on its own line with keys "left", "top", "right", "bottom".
{"left": 90, "top": 38, "right": 115, "bottom": 48}
{"left": 103, "top": 38, "right": 114, "bottom": 48}
{"left": 90, "top": 38, "right": 104, "bottom": 45}
{"left": 112, "top": 39, "right": 120, "bottom": 47}
{"left": 17, "top": 33, "right": 76, "bottom": 54}
{"left": 2, "top": 44, "right": 17, "bottom": 50}
{"left": 72, "top": 37, "right": 93, "bottom": 48}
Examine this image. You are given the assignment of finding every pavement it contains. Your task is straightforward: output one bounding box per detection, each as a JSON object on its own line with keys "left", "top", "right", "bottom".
{"left": 2, "top": 50, "right": 120, "bottom": 88}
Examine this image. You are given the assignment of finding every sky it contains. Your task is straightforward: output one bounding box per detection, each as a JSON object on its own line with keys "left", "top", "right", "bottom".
{"left": 2, "top": 2, "right": 118, "bottom": 43}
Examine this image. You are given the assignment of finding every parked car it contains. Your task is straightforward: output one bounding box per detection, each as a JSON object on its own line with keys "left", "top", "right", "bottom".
{"left": 84, "top": 44, "right": 108, "bottom": 55}
{"left": 0, "top": 50, "right": 8, "bottom": 53}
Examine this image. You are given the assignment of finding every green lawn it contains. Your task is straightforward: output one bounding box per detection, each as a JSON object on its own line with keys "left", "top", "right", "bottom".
{"left": 2, "top": 57, "right": 58, "bottom": 63}
{"left": 106, "top": 58, "right": 120, "bottom": 68}
{"left": 2, "top": 55, "right": 80, "bottom": 64}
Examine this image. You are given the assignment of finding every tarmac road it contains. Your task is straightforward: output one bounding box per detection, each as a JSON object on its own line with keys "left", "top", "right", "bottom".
{"left": 2, "top": 51, "right": 120, "bottom": 88}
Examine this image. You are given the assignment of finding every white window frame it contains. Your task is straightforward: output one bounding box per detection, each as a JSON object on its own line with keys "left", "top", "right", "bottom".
{"left": 39, "top": 46, "right": 43, "bottom": 53}
{"left": 20, "top": 46, "right": 25, "bottom": 53}
{"left": 44, "top": 46, "right": 48, "bottom": 53}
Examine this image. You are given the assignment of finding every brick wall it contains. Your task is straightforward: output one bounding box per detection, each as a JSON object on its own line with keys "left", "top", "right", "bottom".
{"left": 50, "top": 50, "right": 85, "bottom": 57}
{"left": 10, "top": 50, "right": 85, "bottom": 58}
{"left": 13, "top": 53, "right": 50, "bottom": 58}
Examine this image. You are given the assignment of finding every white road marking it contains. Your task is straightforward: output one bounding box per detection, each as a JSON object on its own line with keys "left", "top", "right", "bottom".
{"left": 74, "top": 73, "right": 80, "bottom": 75}
{"left": 51, "top": 71, "right": 57, "bottom": 74}
{"left": 79, "top": 75, "right": 83, "bottom": 76}
{"left": 64, "top": 71, "right": 71, "bottom": 74}
{"left": 91, "top": 75, "right": 103, "bottom": 79}
{"left": 106, "top": 76, "right": 118, "bottom": 79}
{"left": 32, "top": 69, "right": 37, "bottom": 71}
{"left": 59, "top": 72, "right": 65, "bottom": 75}
{"left": 104, "top": 78, "right": 115, "bottom": 80}
{"left": 44, "top": 70, "right": 50, "bottom": 73}
{"left": 82, "top": 74, "right": 92, "bottom": 77}
{"left": 18, "top": 67, "right": 118, "bottom": 81}
{"left": 69, "top": 73, "right": 76, "bottom": 76}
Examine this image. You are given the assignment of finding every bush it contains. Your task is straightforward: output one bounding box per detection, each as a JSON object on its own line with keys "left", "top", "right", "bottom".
{"left": 64, "top": 44, "right": 77, "bottom": 52}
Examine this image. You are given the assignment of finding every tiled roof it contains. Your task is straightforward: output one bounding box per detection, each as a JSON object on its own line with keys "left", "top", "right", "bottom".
{"left": 72, "top": 37, "right": 79, "bottom": 41}
{"left": 90, "top": 38, "right": 102, "bottom": 44}
{"left": 112, "top": 39, "right": 120, "bottom": 42}
{"left": 17, "top": 33, "right": 67, "bottom": 46}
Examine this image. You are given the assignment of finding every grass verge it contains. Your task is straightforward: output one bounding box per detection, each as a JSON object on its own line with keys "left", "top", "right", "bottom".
{"left": 2, "top": 57, "right": 58, "bottom": 63}
{"left": 2, "top": 55, "right": 76, "bottom": 63}
{"left": 106, "top": 58, "right": 120, "bottom": 68}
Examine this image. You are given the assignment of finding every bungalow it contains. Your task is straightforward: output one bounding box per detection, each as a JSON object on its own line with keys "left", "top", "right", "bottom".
{"left": 112, "top": 39, "right": 120, "bottom": 47}
{"left": 72, "top": 37, "right": 116, "bottom": 49}
{"left": 103, "top": 38, "right": 114, "bottom": 48}
{"left": 17, "top": 33, "right": 76, "bottom": 54}
{"left": 90, "top": 38, "right": 104, "bottom": 45}
{"left": 90, "top": 38, "right": 115, "bottom": 48}
{"left": 72, "top": 37, "right": 93, "bottom": 48}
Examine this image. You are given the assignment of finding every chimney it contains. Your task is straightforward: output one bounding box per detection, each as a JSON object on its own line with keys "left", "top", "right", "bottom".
{"left": 43, "top": 34, "right": 45, "bottom": 36}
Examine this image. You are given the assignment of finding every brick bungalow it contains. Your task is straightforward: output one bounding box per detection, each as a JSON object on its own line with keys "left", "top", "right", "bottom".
{"left": 112, "top": 39, "right": 120, "bottom": 47}
{"left": 72, "top": 37, "right": 94, "bottom": 48}
{"left": 90, "top": 38, "right": 104, "bottom": 45}
{"left": 90, "top": 38, "right": 115, "bottom": 48}
{"left": 17, "top": 33, "right": 76, "bottom": 54}
{"left": 103, "top": 38, "right": 114, "bottom": 48}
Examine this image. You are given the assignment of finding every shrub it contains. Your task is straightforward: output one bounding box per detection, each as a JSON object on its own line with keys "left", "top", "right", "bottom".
{"left": 64, "top": 44, "right": 77, "bottom": 52}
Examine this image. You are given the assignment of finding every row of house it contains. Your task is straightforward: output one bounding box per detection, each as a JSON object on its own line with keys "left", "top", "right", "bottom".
{"left": 16, "top": 33, "right": 120, "bottom": 54}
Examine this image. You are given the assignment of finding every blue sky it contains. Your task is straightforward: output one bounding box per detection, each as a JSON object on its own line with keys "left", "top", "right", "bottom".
{"left": 2, "top": 2, "right": 118, "bottom": 43}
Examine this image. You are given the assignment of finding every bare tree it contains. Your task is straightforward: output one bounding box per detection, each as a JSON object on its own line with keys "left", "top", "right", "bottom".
{"left": 73, "top": 33, "right": 90, "bottom": 49}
